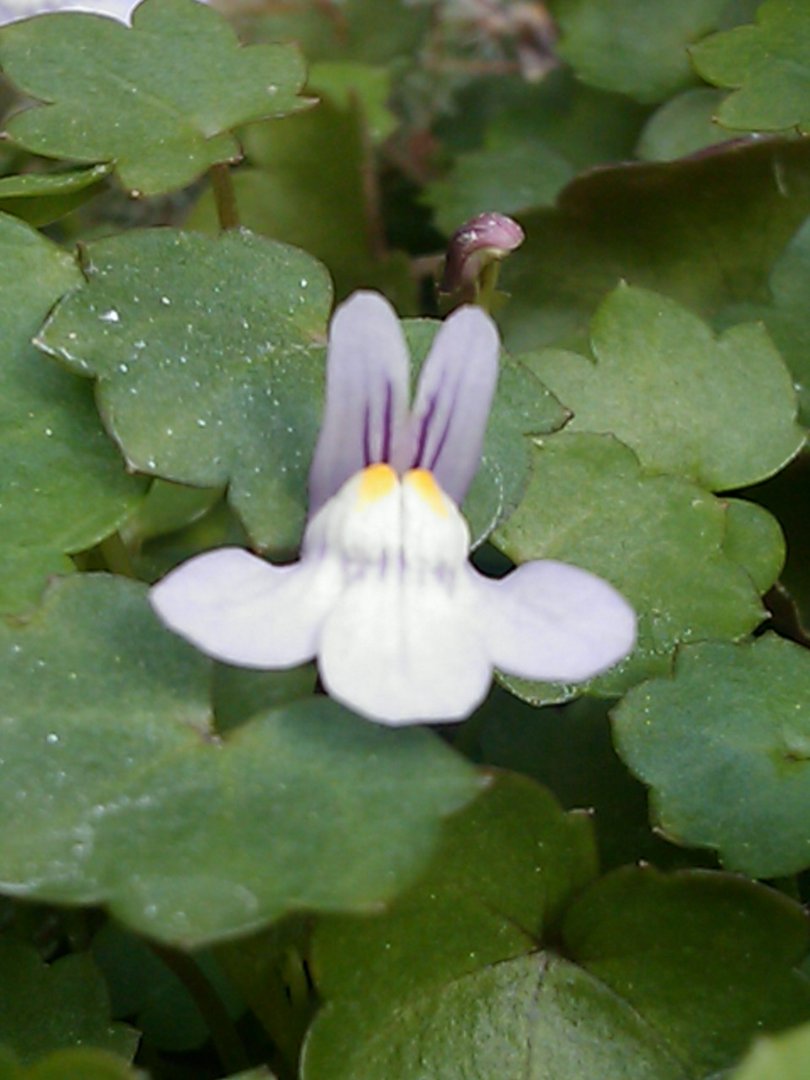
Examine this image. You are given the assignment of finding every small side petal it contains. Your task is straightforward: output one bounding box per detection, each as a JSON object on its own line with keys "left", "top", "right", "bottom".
{"left": 473, "top": 560, "right": 636, "bottom": 682}
{"left": 399, "top": 305, "right": 499, "bottom": 504}
{"left": 150, "top": 547, "right": 341, "bottom": 669}
{"left": 308, "top": 291, "right": 411, "bottom": 516}
{"left": 318, "top": 573, "right": 491, "bottom": 725}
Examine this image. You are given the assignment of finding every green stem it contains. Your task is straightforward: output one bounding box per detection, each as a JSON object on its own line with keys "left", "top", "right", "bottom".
{"left": 149, "top": 943, "right": 250, "bottom": 1075}
{"left": 474, "top": 260, "right": 501, "bottom": 313}
{"left": 210, "top": 162, "right": 240, "bottom": 231}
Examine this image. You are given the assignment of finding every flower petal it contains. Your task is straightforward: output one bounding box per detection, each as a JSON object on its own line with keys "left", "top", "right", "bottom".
{"left": 473, "top": 559, "right": 637, "bottom": 682}
{"left": 398, "top": 305, "right": 499, "bottom": 504}
{"left": 318, "top": 572, "right": 491, "bottom": 725}
{"left": 150, "top": 547, "right": 341, "bottom": 669}
{"left": 308, "top": 291, "right": 411, "bottom": 516}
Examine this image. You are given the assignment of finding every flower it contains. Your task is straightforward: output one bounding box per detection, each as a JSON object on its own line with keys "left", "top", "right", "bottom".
{"left": 150, "top": 291, "right": 636, "bottom": 724}
{"left": 0, "top": 0, "right": 144, "bottom": 23}
{"left": 0, "top": 0, "right": 207, "bottom": 25}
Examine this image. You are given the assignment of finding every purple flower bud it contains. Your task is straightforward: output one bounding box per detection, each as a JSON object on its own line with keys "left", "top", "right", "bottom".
{"left": 441, "top": 212, "right": 525, "bottom": 294}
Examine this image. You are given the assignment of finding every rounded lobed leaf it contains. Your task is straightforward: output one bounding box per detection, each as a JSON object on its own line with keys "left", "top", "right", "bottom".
{"left": 494, "top": 432, "right": 770, "bottom": 701}
{"left": 499, "top": 137, "right": 810, "bottom": 356}
{"left": 304, "top": 785, "right": 810, "bottom": 1080}
{"left": 562, "top": 866, "right": 810, "bottom": 1074}
{"left": 0, "top": 212, "right": 145, "bottom": 614}
{"left": 0, "top": 574, "right": 481, "bottom": 946}
{"left": 0, "top": 937, "right": 137, "bottom": 1066}
{"left": 0, "top": 0, "right": 309, "bottom": 195}
{"left": 551, "top": 0, "right": 728, "bottom": 104}
{"left": 0, "top": 164, "right": 112, "bottom": 227}
{"left": 692, "top": 0, "right": 810, "bottom": 133}
{"left": 611, "top": 633, "right": 810, "bottom": 877}
{"left": 526, "top": 284, "right": 804, "bottom": 491}
{"left": 36, "top": 227, "right": 332, "bottom": 554}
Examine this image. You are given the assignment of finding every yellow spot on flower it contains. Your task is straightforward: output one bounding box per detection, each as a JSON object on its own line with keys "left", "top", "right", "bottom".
{"left": 404, "top": 469, "right": 448, "bottom": 516}
{"left": 358, "top": 463, "right": 398, "bottom": 504}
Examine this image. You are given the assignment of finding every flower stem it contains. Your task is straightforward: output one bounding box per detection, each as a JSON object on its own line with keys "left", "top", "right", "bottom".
{"left": 149, "top": 942, "right": 249, "bottom": 1074}
{"left": 210, "top": 163, "right": 240, "bottom": 231}
{"left": 474, "top": 260, "right": 501, "bottom": 314}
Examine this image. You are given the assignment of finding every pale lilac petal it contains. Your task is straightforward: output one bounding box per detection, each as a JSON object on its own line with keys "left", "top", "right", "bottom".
{"left": 397, "top": 305, "right": 499, "bottom": 504}
{"left": 150, "top": 547, "right": 342, "bottom": 669}
{"left": 318, "top": 572, "right": 491, "bottom": 724}
{"left": 472, "top": 560, "right": 636, "bottom": 682}
{"left": 308, "top": 292, "right": 411, "bottom": 516}
{"left": 0, "top": 0, "right": 138, "bottom": 21}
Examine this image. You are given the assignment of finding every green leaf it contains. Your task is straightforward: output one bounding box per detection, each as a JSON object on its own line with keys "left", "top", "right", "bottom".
{"left": 0, "top": 1047, "right": 144, "bottom": 1080}
{"left": 304, "top": 784, "right": 810, "bottom": 1079}
{"left": 212, "top": 661, "right": 317, "bottom": 733}
{"left": 92, "top": 923, "right": 241, "bottom": 1053}
{"left": 636, "top": 87, "right": 732, "bottom": 161}
{"left": 423, "top": 66, "right": 645, "bottom": 245}
{"left": 303, "top": 774, "right": 598, "bottom": 1080}
{"left": 215, "top": 917, "right": 314, "bottom": 1071}
{"left": 0, "top": 213, "right": 145, "bottom": 615}
{"left": 36, "top": 227, "right": 332, "bottom": 555}
{"left": 308, "top": 61, "right": 397, "bottom": 142}
{"left": 36, "top": 229, "right": 564, "bottom": 552}
{"left": 732, "top": 1022, "right": 810, "bottom": 1080}
{"left": 0, "top": 165, "right": 112, "bottom": 226}
{"left": 719, "top": 214, "right": 810, "bottom": 426}
{"left": 494, "top": 433, "right": 768, "bottom": 701}
{"left": 188, "top": 92, "right": 415, "bottom": 308}
{"left": 438, "top": 66, "right": 648, "bottom": 170}
{"left": 562, "top": 868, "right": 810, "bottom": 1074}
{"left": 0, "top": 0, "right": 308, "bottom": 196}
{"left": 499, "top": 137, "right": 810, "bottom": 354}
{"left": 612, "top": 634, "right": 810, "bottom": 877}
{"left": 550, "top": 0, "right": 728, "bottom": 103}
{"left": 468, "top": 688, "right": 711, "bottom": 871}
{"left": 722, "top": 496, "right": 786, "bottom": 595}
{"left": 525, "top": 285, "right": 804, "bottom": 490}
{"left": 425, "top": 133, "right": 574, "bottom": 236}
{"left": 692, "top": 0, "right": 810, "bottom": 132}
{"left": 0, "top": 937, "right": 137, "bottom": 1065}
{"left": 246, "top": 0, "right": 431, "bottom": 65}
{"left": 0, "top": 574, "right": 480, "bottom": 946}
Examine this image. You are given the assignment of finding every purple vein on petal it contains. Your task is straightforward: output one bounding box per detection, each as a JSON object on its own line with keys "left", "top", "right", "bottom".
{"left": 309, "top": 292, "right": 411, "bottom": 515}
{"left": 408, "top": 306, "right": 500, "bottom": 504}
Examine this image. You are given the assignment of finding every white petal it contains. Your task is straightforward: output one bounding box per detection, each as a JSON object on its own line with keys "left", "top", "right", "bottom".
{"left": 308, "top": 292, "right": 411, "bottom": 516}
{"left": 318, "top": 571, "right": 491, "bottom": 725}
{"left": 150, "top": 547, "right": 341, "bottom": 669}
{"left": 397, "top": 305, "right": 499, "bottom": 504}
{"left": 473, "top": 560, "right": 637, "bottom": 682}
{"left": 0, "top": 0, "right": 137, "bottom": 22}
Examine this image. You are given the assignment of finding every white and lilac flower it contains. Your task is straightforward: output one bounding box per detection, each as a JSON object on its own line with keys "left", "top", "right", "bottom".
{"left": 151, "top": 291, "right": 636, "bottom": 724}
{"left": 0, "top": 0, "right": 209, "bottom": 25}
{"left": 0, "top": 0, "right": 142, "bottom": 23}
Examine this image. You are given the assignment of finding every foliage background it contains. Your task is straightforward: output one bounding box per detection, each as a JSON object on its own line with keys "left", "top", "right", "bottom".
{"left": 0, "top": 0, "right": 808, "bottom": 1077}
